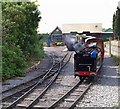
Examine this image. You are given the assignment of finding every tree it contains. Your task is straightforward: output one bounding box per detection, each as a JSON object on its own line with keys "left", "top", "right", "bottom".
{"left": 115, "top": 7, "right": 120, "bottom": 39}
{"left": 113, "top": 7, "right": 120, "bottom": 39}
{"left": 2, "top": 2, "right": 43, "bottom": 80}
{"left": 113, "top": 13, "right": 116, "bottom": 33}
{"left": 2, "top": 2, "right": 42, "bottom": 58}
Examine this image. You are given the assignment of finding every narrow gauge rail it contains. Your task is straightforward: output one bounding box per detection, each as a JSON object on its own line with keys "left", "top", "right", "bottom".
{"left": 48, "top": 78, "right": 94, "bottom": 109}
{"left": 2, "top": 52, "right": 71, "bottom": 109}
{"left": 17, "top": 52, "right": 72, "bottom": 109}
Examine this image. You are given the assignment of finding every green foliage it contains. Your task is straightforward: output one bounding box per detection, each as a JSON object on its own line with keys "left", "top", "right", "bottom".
{"left": 39, "top": 33, "right": 49, "bottom": 41}
{"left": 2, "top": 2, "right": 41, "bottom": 59}
{"left": 113, "top": 13, "right": 116, "bottom": 33}
{"left": 2, "top": 45, "right": 27, "bottom": 80}
{"left": 39, "top": 33, "right": 50, "bottom": 47}
{"left": 2, "top": 2, "right": 44, "bottom": 80}
{"left": 113, "top": 7, "right": 120, "bottom": 39}
{"left": 56, "top": 42, "right": 64, "bottom": 46}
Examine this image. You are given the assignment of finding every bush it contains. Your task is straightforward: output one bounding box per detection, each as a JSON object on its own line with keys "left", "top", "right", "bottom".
{"left": 2, "top": 2, "right": 44, "bottom": 80}
{"left": 2, "top": 45, "right": 27, "bottom": 80}
{"left": 56, "top": 42, "right": 64, "bottom": 46}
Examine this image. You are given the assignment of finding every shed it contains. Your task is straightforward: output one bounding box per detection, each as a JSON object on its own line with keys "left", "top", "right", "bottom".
{"left": 50, "top": 26, "right": 63, "bottom": 42}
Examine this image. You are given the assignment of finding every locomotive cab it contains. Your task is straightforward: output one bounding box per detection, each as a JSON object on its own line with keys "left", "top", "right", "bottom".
{"left": 74, "top": 37, "right": 104, "bottom": 80}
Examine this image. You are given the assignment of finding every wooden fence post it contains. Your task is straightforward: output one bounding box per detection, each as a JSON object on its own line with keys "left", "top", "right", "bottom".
{"left": 109, "top": 38, "right": 111, "bottom": 56}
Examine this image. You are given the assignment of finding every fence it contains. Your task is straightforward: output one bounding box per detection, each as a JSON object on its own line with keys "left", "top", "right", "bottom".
{"left": 105, "top": 39, "right": 120, "bottom": 57}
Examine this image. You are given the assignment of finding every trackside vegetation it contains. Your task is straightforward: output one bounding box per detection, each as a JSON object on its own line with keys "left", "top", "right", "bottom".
{"left": 113, "top": 7, "right": 120, "bottom": 39}
{"left": 111, "top": 55, "right": 120, "bottom": 66}
{"left": 2, "top": 2, "right": 44, "bottom": 80}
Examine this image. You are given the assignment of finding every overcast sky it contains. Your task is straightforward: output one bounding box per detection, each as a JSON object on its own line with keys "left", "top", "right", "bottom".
{"left": 37, "top": 0, "right": 120, "bottom": 33}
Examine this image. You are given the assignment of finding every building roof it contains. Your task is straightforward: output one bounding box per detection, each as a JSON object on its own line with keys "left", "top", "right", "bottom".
{"left": 104, "top": 28, "right": 113, "bottom": 32}
{"left": 62, "top": 23, "right": 102, "bottom": 33}
{"left": 51, "top": 26, "right": 62, "bottom": 35}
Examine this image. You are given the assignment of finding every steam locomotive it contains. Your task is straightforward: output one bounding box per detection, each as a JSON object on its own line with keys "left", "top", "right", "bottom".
{"left": 64, "top": 35, "right": 104, "bottom": 80}
{"left": 74, "top": 36, "right": 104, "bottom": 80}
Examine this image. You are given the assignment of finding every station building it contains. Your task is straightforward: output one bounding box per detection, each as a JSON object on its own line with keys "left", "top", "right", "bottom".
{"left": 47, "top": 23, "right": 114, "bottom": 46}
{"left": 62, "top": 23, "right": 114, "bottom": 40}
{"left": 62, "top": 23, "right": 102, "bottom": 33}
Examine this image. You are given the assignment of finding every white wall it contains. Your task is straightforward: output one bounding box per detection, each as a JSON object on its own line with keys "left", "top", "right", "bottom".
{"left": 105, "top": 40, "right": 120, "bottom": 57}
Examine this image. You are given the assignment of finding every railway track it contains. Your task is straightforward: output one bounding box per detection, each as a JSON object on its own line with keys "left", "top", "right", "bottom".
{"left": 29, "top": 77, "right": 94, "bottom": 109}
{"left": 17, "top": 52, "right": 94, "bottom": 109}
{"left": 2, "top": 52, "right": 72, "bottom": 109}
{"left": 2, "top": 54, "right": 56, "bottom": 101}
{"left": 2, "top": 53, "right": 55, "bottom": 93}
{"left": 48, "top": 78, "right": 94, "bottom": 109}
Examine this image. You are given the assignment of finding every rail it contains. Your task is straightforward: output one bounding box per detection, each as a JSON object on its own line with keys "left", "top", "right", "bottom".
{"left": 2, "top": 52, "right": 72, "bottom": 109}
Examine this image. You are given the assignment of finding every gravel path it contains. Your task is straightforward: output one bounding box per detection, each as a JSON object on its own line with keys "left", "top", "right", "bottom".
{"left": 76, "top": 51, "right": 120, "bottom": 108}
